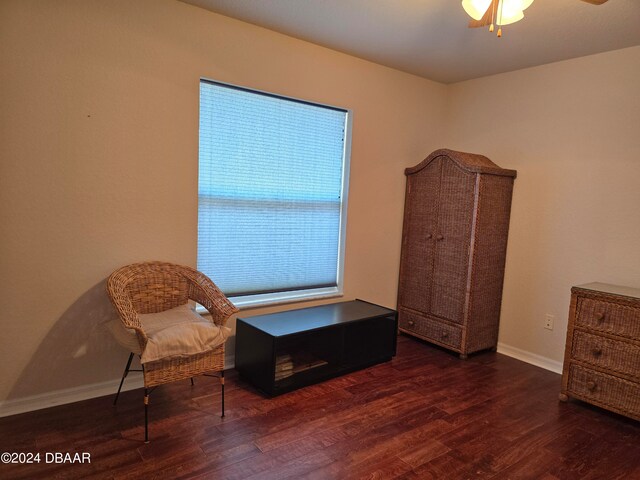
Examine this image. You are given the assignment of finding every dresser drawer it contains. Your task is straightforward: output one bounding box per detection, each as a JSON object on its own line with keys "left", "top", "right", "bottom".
{"left": 572, "top": 330, "right": 640, "bottom": 380}
{"left": 576, "top": 298, "right": 640, "bottom": 340}
{"left": 567, "top": 364, "right": 640, "bottom": 420}
{"left": 399, "top": 309, "right": 462, "bottom": 349}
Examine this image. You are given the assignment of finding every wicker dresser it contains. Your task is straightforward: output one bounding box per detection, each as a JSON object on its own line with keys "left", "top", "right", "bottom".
{"left": 560, "top": 283, "right": 640, "bottom": 421}
{"left": 397, "top": 149, "right": 516, "bottom": 358}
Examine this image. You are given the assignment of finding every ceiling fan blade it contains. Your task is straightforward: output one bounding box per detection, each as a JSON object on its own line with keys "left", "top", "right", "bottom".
{"left": 579, "top": 0, "right": 609, "bottom": 4}
{"left": 468, "top": 0, "right": 497, "bottom": 28}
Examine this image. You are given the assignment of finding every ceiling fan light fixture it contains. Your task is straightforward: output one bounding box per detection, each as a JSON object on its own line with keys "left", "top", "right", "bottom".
{"left": 463, "top": 0, "right": 534, "bottom": 28}
{"left": 464, "top": 0, "right": 608, "bottom": 37}
{"left": 462, "top": 0, "right": 493, "bottom": 21}
{"left": 496, "top": 5, "right": 525, "bottom": 26}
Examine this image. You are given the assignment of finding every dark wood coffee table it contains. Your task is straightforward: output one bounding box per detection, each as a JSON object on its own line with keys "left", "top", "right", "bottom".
{"left": 235, "top": 299, "right": 397, "bottom": 395}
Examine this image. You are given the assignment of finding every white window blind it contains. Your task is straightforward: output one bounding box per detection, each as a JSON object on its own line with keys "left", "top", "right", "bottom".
{"left": 198, "top": 80, "right": 350, "bottom": 305}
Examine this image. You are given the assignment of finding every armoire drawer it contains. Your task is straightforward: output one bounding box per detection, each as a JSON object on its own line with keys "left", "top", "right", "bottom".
{"left": 399, "top": 310, "right": 462, "bottom": 350}
{"left": 567, "top": 364, "right": 640, "bottom": 420}
{"left": 571, "top": 330, "right": 640, "bottom": 380}
{"left": 576, "top": 298, "right": 640, "bottom": 340}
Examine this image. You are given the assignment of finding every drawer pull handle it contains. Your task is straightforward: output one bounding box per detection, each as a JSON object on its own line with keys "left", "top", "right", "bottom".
{"left": 426, "top": 234, "right": 433, "bottom": 239}
{"left": 408, "top": 320, "right": 415, "bottom": 326}
{"left": 586, "top": 381, "right": 597, "bottom": 392}
{"left": 441, "top": 332, "right": 449, "bottom": 339}
{"left": 594, "top": 312, "right": 605, "bottom": 321}
{"left": 436, "top": 235, "right": 445, "bottom": 241}
{"left": 592, "top": 347, "right": 603, "bottom": 357}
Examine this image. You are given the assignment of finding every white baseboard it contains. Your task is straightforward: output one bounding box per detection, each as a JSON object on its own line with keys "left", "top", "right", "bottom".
{"left": 2, "top": 347, "right": 560, "bottom": 418}
{"left": 497, "top": 342, "right": 563, "bottom": 374}
{"left": 0, "top": 352, "right": 236, "bottom": 418}
{"left": 0, "top": 375, "right": 144, "bottom": 418}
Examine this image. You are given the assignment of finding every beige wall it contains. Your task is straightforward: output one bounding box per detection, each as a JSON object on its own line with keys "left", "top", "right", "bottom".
{"left": 444, "top": 46, "right": 640, "bottom": 365}
{"left": 2, "top": 0, "right": 639, "bottom": 413}
{"left": 0, "top": 0, "right": 446, "bottom": 408}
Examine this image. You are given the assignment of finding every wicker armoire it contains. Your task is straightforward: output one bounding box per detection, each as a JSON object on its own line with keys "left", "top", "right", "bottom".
{"left": 397, "top": 149, "right": 516, "bottom": 358}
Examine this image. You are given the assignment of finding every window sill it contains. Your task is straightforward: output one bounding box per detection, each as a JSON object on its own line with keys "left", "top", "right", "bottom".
{"left": 196, "top": 287, "right": 343, "bottom": 314}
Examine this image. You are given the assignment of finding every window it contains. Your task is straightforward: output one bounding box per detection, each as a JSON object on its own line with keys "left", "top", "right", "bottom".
{"left": 198, "top": 80, "right": 351, "bottom": 308}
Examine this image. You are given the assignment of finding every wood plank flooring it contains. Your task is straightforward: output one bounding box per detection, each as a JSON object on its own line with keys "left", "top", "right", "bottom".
{"left": 1, "top": 335, "right": 639, "bottom": 479}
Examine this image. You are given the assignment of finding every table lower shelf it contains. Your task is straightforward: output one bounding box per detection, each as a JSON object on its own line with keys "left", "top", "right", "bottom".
{"left": 260, "top": 355, "right": 394, "bottom": 396}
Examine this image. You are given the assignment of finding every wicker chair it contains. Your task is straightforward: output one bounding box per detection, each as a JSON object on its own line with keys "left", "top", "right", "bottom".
{"left": 106, "top": 261, "right": 238, "bottom": 442}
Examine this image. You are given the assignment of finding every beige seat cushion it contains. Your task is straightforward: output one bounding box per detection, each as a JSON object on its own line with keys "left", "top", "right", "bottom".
{"left": 107, "top": 304, "right": 231, "bottom": 364}
{"left": 107, "top": 317, "right": 143, "bottom": 354}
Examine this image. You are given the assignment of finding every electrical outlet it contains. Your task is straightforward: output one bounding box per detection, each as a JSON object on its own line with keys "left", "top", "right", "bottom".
{"left": 544, "top": 314, "right": 554, "bottom": 330}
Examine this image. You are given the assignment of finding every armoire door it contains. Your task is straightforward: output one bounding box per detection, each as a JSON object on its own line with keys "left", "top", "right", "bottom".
{"left": 398, "top": 157, "right": 441, "bottom": 313}
{"left": 429, "top": 159, "right": 475, "bottom": 324}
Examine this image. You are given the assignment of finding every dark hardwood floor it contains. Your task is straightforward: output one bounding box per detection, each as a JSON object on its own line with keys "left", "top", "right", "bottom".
{"left": 1, "top": 335, "right": 639, "bottom": 479}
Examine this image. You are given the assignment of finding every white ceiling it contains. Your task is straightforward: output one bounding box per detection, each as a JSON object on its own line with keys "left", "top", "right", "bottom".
{"left": 180, "top": 0, "right": 640, "bottom": 84}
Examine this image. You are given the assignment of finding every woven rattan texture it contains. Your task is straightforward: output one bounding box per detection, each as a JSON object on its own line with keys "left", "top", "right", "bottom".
{"left": 465, "top": 174, "right": 515, "bottom": 353}
{"left": 568, "top": 364, "right": 640, "bottom": 420}
{"left": 404, "top": 148, "right": 517, "bottom": 178}
{"left": 576, "top": 297, "right": 640, "bottom": 340}
{"left": 397, "top": 149, "right": 516, "bottom": 357}
{"left": 561, "top": 285, "right": 640, "bottom": 421}
{"left": 429, "top": 159, "right": 474, "bottom": 325}
{"left": 143, "top": 346, "right": 225, "bottom": 388}
{"left": 398, "top": 157, "right": 441, "bottom": 314}
{"left": 571, "top": 330, "right": 640, "bottom": 380}
{"left": 398, "top": 308, "right": 462, "bottom": 350}
{"left": 107, "top": 261, "right": 238, "bottom": 387}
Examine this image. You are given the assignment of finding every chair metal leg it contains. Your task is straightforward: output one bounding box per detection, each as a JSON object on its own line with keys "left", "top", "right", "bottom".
{"left": 113, "top": 352, "right": 134, "bottom": 406}
{"left": 144, "top": 388, "right": 149, "bottom": 443}
{"left": 220, "top": 370, "right": 225, "bottom": 418}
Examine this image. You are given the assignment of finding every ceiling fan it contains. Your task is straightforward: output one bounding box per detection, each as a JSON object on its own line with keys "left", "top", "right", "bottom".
{"left": 463, "top": 0, "right": 610, "bottom": 37}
